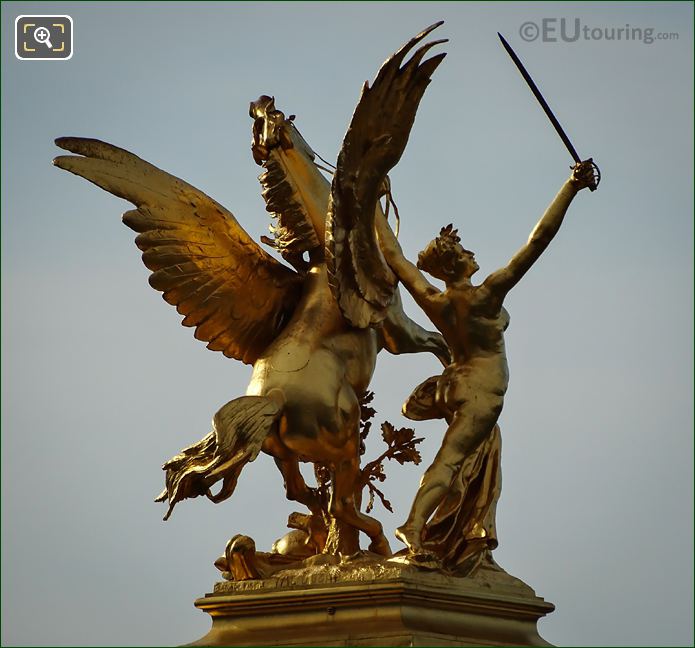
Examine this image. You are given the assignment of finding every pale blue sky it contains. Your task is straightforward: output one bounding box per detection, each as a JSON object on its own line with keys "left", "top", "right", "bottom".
{"left": 2, "top": 2, "right": 693, "bottom": 646}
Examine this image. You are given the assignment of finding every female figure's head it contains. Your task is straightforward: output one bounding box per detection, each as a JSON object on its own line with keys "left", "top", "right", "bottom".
{"left": 417, "top": 224, "right": 479, "bottom": 283}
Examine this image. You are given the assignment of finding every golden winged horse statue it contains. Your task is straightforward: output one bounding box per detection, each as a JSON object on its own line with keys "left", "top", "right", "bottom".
{"left": 54, "top": 23, "right": 447, "bottom": 557}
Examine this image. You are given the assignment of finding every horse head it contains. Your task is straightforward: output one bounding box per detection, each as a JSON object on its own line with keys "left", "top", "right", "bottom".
{"left": 250, "top": 96, "right": 331, "bottom": 271}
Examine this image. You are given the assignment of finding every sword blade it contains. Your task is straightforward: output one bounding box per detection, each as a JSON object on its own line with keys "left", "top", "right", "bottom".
{"left": 498, "top": 32, "right": 581, "bottom": 164}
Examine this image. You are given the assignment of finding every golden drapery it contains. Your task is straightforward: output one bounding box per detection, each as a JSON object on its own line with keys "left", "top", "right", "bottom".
{"left": 423, "top": 425, "right": 502, "bottom": 573}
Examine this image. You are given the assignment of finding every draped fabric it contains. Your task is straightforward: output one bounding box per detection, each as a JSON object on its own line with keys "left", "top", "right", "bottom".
{"left": 423, "top": 425, "right": 502, "bottom": 573}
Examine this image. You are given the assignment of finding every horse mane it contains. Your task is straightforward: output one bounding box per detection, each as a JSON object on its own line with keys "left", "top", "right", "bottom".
{"left": 253, "top": 99, "right": 333, "bottom": 267}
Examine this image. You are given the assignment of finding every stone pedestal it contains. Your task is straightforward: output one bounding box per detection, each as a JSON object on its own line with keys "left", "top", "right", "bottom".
{"left": 187, "top": 556, "right": 554, "bottom": 646}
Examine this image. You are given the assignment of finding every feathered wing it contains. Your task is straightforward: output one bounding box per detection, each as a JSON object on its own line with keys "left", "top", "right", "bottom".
{"left": 326, "top": 22, "right": 447, "bottom": 328}
{"left": 54, "top": 137, "right": 301, "bottom": 365}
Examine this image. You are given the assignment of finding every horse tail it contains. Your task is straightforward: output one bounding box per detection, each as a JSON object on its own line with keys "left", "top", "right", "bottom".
{"left": 155, "top": 396, "right": 282, "bottom": 520}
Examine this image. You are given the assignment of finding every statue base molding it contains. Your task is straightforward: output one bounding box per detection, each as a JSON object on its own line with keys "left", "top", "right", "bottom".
{"left": 187, "top": 555, "right": 554, "bottom": 647}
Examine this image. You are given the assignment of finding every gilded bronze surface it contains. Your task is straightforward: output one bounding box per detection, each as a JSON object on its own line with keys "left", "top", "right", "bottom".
{"left": 323, "top": 22, "right": 597, "bottom": 568}
{"left": 192, "top": 554, "right": 555, "bottom": 646}
{"left": 373, "top": 163, "right": 596, "bottom": 566}
{"left": 54, "top": 20, "right": 597, "bottom": 592}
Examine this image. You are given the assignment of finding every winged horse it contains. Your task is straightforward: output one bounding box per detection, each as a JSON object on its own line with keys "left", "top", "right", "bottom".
{"left": 53, "top": 23, "right": 447, "bottom": 556}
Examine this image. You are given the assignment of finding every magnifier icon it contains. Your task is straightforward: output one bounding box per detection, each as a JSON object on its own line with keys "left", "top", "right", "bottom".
{"left": 34, "top": 26, "right": 53, "bottom": 49}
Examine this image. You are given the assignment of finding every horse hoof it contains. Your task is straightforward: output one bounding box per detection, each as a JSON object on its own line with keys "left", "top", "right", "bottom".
{"left": 368, "top": 536, "right": 392, "bottom": 557}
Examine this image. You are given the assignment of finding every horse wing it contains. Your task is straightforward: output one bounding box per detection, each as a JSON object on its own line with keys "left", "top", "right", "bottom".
{"left": 54, "top": 137, "right": 301, "bottom": 365}
{"left": 327, "top": 22, "right": 447, "bottom": 328}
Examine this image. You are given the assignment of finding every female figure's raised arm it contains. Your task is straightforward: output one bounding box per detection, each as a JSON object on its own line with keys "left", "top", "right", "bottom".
{"left": 484, "top": 160, "right": 596, "bottom": 299}
{"left": 375, "top": 211, "right": 442, "bottom": 313}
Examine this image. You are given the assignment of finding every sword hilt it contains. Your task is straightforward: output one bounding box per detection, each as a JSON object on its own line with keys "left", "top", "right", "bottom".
{"left": 572, "top": 158, "right": 601, "bottom": 192}
{"left": 589, "top": 161, "right": 601, "bottom": 192}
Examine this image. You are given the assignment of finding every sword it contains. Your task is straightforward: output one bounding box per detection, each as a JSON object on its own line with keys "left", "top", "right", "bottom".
{"left": 498, "top": 32, "right": 600, "bottom": 191}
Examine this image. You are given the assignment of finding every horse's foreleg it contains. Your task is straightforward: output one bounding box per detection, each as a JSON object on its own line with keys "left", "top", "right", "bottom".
{"left": 329, "top": 456, "right": 392, "bottom": 557}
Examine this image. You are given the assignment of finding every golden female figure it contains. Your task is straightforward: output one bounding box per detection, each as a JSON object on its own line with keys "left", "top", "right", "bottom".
{"left": 372, "top": 161, "right": 597, "bottom": 558}
{"left": 322, "top": 21, "right": 599, "bottom": 567}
